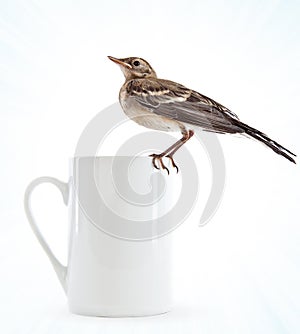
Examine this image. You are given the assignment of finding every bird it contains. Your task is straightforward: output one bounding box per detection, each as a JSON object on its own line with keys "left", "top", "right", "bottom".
{"left": 108, "top": 56, "right": 296, "bottom": 173}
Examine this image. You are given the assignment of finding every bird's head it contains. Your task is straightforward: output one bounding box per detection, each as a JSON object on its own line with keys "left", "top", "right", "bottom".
{"left": 108, "top": 56, "right": 157, "bottom": 80}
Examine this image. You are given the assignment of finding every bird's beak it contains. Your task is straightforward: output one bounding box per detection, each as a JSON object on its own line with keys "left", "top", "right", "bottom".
{"left": 108, "top": 56, "right": 132, "bottom": 69}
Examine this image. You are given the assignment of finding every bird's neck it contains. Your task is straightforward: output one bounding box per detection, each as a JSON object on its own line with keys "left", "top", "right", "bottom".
{"left": 124, "top": 73, "right": 157, "bottom": 81}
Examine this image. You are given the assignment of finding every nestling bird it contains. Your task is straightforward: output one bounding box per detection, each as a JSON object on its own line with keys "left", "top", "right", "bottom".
{"left": 108, "top": 56, "right": 296, "bottom": 173}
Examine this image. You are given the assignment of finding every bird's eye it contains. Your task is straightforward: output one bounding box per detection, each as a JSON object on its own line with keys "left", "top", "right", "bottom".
{"left": 133, "top": 60, "right": 140, "bottom": 67}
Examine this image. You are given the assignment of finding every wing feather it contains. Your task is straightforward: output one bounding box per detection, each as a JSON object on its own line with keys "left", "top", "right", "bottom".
{"left": 125, "top": 78, "right": 242, "bottom": 134}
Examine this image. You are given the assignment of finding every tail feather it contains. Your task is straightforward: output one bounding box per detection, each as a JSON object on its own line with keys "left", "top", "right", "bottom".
{"left": 233, "top": 120, "right": 296, "bottom": 164}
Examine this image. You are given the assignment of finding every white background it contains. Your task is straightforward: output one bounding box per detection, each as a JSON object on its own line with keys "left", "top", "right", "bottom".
{"left": 1, "top": 0, "right": 300, "bottom": 333}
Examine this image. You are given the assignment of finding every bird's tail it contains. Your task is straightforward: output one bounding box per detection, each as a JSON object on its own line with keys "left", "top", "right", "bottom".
{"left": 232, "top": 120, "right": 296, "bottom": 164}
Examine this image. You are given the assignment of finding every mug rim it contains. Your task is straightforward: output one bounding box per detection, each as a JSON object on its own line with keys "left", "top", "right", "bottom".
{"left": 70, "top": 155, "right": 150, "bottom": 160}
{"left": 68, "top": 155, "right": 151, "bottom": 161}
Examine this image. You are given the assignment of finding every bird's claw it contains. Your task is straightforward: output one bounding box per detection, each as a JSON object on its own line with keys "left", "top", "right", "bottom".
{"left": 149, "top": 154, "right": 160, "bottom": 170}
{"left": 166, "top": 154, "right": 179, "bottom": 173}
{"left": 149, "top": 153, "right": 179, "bottom": 174}
{"left": 149, "top": 153, "right": 169, "bottom": 174}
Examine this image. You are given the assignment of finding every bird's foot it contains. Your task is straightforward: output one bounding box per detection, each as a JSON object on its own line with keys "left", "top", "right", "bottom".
{"left": 149, "top": 153, "right": 169, "bottom": 175}
{"left": 166, "top": 154, "right": 179, "bottom": 173}
{"left": 149, "top": 153, "right": 180, "bottom": 174}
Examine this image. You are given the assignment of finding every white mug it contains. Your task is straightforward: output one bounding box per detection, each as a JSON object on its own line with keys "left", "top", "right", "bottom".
{"left": 24, "top": 156, "right": 179, "bottom": 317}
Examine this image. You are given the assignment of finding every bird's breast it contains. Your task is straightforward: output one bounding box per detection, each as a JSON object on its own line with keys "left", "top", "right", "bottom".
{"left": 119, "top": 86, "right": 181, "bottom": 132}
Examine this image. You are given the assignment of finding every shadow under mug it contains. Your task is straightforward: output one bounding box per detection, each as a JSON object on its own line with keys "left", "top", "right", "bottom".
{"left": 24, "top": 156, "right": 179, "bottom": 317}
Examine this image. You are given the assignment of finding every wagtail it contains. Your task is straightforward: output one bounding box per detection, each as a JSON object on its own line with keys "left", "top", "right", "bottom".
{"left": 108, "top": 56, "right": 296, "bottom": 173}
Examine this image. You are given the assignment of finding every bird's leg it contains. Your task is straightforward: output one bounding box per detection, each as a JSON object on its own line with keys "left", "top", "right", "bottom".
{"left": 149, "top": 130, "right": 194, "bottom": 174}
{"left": 166, "top": 130, "right": 194, "bottom": 173}
{"left": 149, "top": 135, "right": 188, "bottom": 174}
{"left": 149, "top": 136, "right": 186, "bottom": 174}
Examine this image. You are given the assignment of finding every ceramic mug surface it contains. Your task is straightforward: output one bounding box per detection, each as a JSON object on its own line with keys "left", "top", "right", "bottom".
{"left": 24, "top": 156, "right": 178, "bottom": 317}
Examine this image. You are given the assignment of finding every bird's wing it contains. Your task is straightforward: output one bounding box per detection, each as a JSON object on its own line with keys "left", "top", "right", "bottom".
{"left": 125, "top": 78, "right": 241, "bottom": 134}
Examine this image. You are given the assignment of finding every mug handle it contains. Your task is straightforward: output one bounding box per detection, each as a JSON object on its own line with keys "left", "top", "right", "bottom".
{"left": 24, "top": 177, "right": 69, "bottom": 294}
